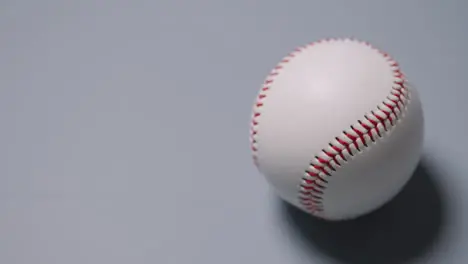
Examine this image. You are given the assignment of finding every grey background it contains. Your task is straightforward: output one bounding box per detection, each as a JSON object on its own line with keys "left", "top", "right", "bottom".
{"left": 1, "top": 0, "right": 466, "bottom": 263}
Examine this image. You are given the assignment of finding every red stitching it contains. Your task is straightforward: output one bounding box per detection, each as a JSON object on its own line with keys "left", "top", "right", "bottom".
{"left": 250, "top": 46, "right": 305, "bottom": 167}
{"left": 249, "top": 38, "right": 411, "bottom": 217}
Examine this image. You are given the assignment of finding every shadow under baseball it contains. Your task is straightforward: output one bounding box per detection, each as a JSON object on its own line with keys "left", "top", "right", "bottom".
{"left": 278, "top": 157, "right": 447, "bottom": 264}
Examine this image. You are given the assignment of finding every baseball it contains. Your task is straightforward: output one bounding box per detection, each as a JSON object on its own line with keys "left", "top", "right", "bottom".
{"left": 249, "top": 38, "right": 424, "bottom": 221}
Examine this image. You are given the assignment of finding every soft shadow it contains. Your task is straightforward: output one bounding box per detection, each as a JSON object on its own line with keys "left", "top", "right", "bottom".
{"left": 279, "top": 158, "right": 447, "bottom": 264}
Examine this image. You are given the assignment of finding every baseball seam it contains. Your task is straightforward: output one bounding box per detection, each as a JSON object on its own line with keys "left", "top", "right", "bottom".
{"left": 250, "top": 37, "right": 411, "bottom": 218}
{"left": 249, "top": 44, "right": 306, "bottom": 166}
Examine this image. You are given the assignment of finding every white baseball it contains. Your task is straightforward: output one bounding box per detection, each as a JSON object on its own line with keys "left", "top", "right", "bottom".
{"left": 249, "top": 38, "right": 424, "bottom": 221}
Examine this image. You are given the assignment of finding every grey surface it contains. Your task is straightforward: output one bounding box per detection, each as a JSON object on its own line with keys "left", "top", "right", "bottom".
{"left": 1, "top": 0, "right": 467, "bottom": 263}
